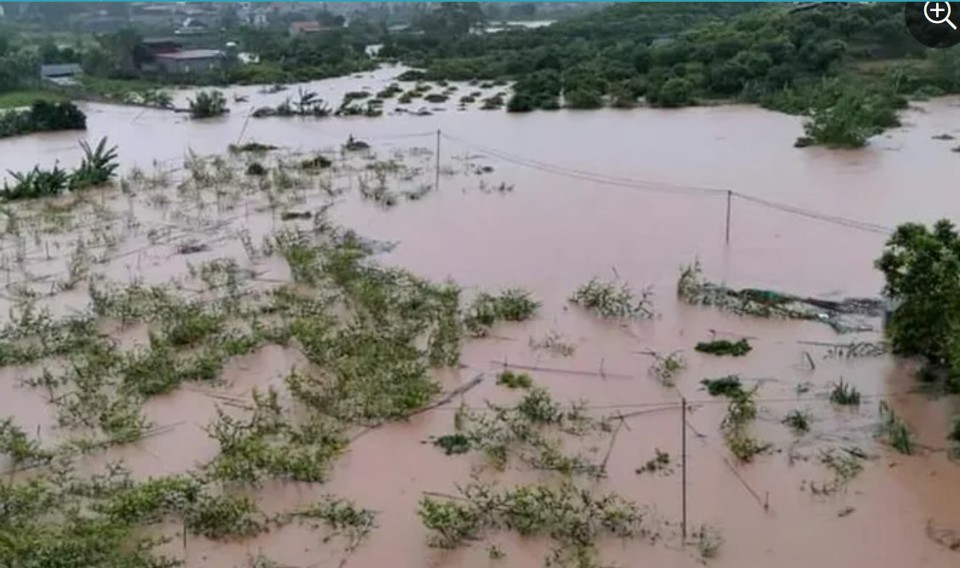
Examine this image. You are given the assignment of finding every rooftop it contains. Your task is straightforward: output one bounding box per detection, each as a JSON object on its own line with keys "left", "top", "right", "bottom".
{"left": 290, "top": 21, "right": 325, "bottom": 32}
{"left": 40, "top": 63, "right": 83, "bottom": 77}
{"left": 155, "top": 49, "right": 223, "bottom": 61}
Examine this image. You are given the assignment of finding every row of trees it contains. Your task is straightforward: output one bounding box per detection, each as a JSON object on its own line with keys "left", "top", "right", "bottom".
{"left": 379, "top": 3, "right": 958, "bottom": 147}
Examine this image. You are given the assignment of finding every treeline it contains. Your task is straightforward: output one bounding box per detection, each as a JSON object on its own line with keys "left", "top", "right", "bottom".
{"left": 385, "top": 4, "right": 922, "bottom": 108}
{"left": 384, "top": 3, "right": 956, "bottom": 147}
{"left": 0, "top": 100, "right": 86, "bottom": 138}
{"left": 0, "top": 24, "right": 379, "bottom": 98}
{"left": 227, "top": 26, "right": 379, "bottom": 85}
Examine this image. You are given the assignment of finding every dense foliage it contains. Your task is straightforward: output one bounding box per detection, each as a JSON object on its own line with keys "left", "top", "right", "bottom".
{"left": 228, "top": 27, "right": 379, "bottom": 85}
{"left": 876, "top": 220, "right": 960, "bottom": 392}
{"left": 1, "top": 137, "right": 118, "bottom": 200}
{"left": 381, "top": 3, "right": 953, "bottom": 146}
{"left": 188, "top": 90, "right": 228, "bottom": 119}
{"left": 0, "top": 100, "right": 86, "bottom": 138}
{"left": 385, "top": 4, "right": 919, "bottom": 107}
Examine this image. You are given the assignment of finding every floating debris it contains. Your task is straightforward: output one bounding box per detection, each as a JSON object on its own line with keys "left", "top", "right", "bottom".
{"left": 678, "top": 260, "right": 880, "bottom": 333}
{"left": 825, "top": 341, "right": 887, "bottom": 358}
{"left": 176, "top": 240, "right": 209, "bottom": 255}
{"left": 927, "top": 520, "right": 960, "bottom": 551}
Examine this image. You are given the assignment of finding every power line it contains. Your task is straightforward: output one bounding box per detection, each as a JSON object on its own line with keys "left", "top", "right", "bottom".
{"left": 441, "top": 131, "right": 895, "bottom": 236}
{"left": 442, "top": 132, "right": 725, "bottom": 197}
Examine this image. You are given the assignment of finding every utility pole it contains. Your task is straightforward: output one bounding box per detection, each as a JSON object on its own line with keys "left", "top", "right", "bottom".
{"left": 681, "top": 396, "right": 688, "bottom": 543}
{"left": 725, "top": 190, "right": 732, "bottom": 245}
{"left": 435, "top": 129, "right": 441, "bottom": 191}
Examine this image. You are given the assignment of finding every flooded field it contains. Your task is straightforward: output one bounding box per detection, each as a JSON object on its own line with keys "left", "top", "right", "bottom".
{"left": 1, "top": 66, "right": 959, "bottom": 568}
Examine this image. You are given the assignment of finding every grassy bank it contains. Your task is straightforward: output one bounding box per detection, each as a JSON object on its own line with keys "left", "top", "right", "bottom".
{"left": 0, "top": 89, "right": 67, "bottom": 110}
{"left": 75, "top": 76, "right": 166, "bottom": 98}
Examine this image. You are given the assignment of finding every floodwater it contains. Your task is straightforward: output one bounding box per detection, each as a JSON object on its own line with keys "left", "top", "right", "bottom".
{"left": 1, "top": 64, "right": 960, "bottom": 567}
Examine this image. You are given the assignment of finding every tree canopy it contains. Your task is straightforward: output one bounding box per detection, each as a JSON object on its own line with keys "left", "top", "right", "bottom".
{"left": 876, "top": 220, "right": 960, "bottom": 391}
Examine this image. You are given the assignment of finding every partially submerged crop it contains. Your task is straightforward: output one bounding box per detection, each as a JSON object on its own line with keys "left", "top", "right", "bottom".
{"left": 0, "top": 417, "right": 54, "bottom": 467}
{"left": 695, "top": 338, "right": 752, "bottom": 357}
{"left": 692, "top": 524, "right": 723, "bottom": 560}
{"left": 0, "top": 142, "right": 517, "bottom": 567}
{"left": 570, "top": 278, "right": 653, "bottom": 318}
{"left": 782, "top": 409, "right": 812, "bottom": 434}
{"left": 646, "top": 350, "right": 686, "bottom": 386}
{"left": 431, "top": 388, "right": 603, "bottom": 474}
{"left": 229, "top": 141, "right": 278, "bottom": 153}
{"left": 808, "top": 447, "right": 866, "bottom": 495}
{"left": 877, "top": 401, "right": 914, "bottom": 455}
{"left": 720, "top": 388, "right": 770, "bottom": 463}
{"left": 829, "top": 380, "right": 861, "bottom": 406}
{"left": 635, "top": 448, "right": 672, "bottom": 475}
{"left": 2, "top": 138, "right": 119, "bottom": 200}
{"left": 529, "top": 331, "right": 576, "bottom": 356}
{"left": 496, "top": 370, "right": 533, "bottom": 389}
{"left": 701, "top": 375, "right": 743, "bottom": 397}
{"left": 464, "top": 288, "right": 539, "bottom": 336}
{"left": 418, "top": 481, "right": 653, "bottom": 565}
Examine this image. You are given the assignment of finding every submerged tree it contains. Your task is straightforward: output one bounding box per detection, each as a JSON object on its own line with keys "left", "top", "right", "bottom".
{"left": 188, "top": 90, "right": 228, "bottom": 119}
{"left": 876, "top": 220, "right": 960, "bottom": 390}
{"left": 796, "top": 86, "right": 899, "bottom": 148}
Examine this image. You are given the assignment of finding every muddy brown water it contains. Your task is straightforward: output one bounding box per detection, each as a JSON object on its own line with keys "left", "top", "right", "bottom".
{"left": 1, "top": 65, "right": 960, "bottom": 567}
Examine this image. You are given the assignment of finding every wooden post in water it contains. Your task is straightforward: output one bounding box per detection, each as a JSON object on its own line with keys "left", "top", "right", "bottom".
{"left": 681, "top": 396, "right": 688, "bottom": 543}
{"left": 725, "top": 190, "right": 732, "bottom": 245}
{"left": 435, "top": 129, "right": 441, "bottom": 191}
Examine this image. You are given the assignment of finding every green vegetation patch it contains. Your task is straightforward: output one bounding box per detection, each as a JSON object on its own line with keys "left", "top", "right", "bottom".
{"left": 570, "top": 278, "right": 653, "bottom": 319}
{"left": 695, "top": 338, "right": 752, "bottom": 357}
{"left": 463, "top": 288, "right": 539, "bottom": 336}
{"left": 0, "top": 100, "right": 85, "bottom": 139}
{"left": 418, "top": 481, "right": 660, "bottom": 565}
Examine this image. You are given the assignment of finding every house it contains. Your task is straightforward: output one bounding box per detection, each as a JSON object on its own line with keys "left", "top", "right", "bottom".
{"left": 175, "top": 17, "right": 210, "bottom": 36}
{"left": 40, "top": 63, "right": 83, "bottom": 86}
{"left": 289, "top": 21, "right": 326, "bottom": 36}
{"left": 155, "top": 50, "right": 224, "bottom": 74}
{"left": 141, "top": 38, "right": 183, "bottom": 56}
{"left": 238, "top": 4, "right": 269, "bottom": 28}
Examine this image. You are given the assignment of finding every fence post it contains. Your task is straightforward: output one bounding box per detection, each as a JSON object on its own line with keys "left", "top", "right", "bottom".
{"left": 725, "top": 190, "right": 732, "bottom": 245}
{"left": 435, "top": 129, "right": 441, "bottom": 191}
{"left": 681, "top": 396, "right": 687, "bottom": 543}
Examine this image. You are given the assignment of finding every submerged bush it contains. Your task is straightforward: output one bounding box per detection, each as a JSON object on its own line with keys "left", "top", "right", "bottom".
{"left": 878, "top": 401, "right": 914, "bottom": 455}
{"left": 701, "top": 375, "right": 743, "bottom": 397}
{"left": 418, "top": 481, "right": 652, "bottom": 565}
{"left": 0, "top": 100, "right": 86, "bottom": 139}
{"left": 188, "top": 90, "right": 228, "bottom": 119}
{"left": 496, "top": 370, "right": 533, "bottom": 389}
{"left": 1, "top": 164, "right": 69, "bottom": 200}
{"left": 570, "top": 278, "right": 653, "bottom": 318}
{"left": 782, "top": 409, "right": 812, "bottom": 434}
{"left": 829, "top": 379, "right": 861, "bottom": 406}
{"left": 799, "top": 85, "right": 900, "bottom": 148}
{"left": 695, "top": 338, "right": 752, "bottom": 356}
{"left": 464, "top": 288, "right": 539, "bottom": 336}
